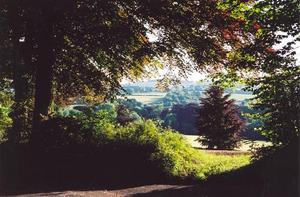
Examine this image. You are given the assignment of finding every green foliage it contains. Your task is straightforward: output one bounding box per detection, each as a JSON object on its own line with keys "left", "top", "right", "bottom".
{"left": 211, "top": 0, "right": 300, "bottom": 151}
{"left": 41, "top": 108, "right": 251, "bottom": 181}
{"left": 239, "top": 100, "right": 265, "bottom": 140}
{"left": 0, "top": 91, "right": 13, "bottom": 142}
{"left": 119, "top": 89, "right": 256, "bottom": 136}
{"left": 1, "top": 0, "right": 251, "bottom": 141}
{"left": 0, "top": 105, "right": 11, "bottom": 141}
{"left": 166, "top": 103, "right": 199, "bottom": 135}
{"left": 250, "top": 67, "right": 300, "bottom": 145}
{"left": 116, "top": 105, "right": 141, "bottom": 125}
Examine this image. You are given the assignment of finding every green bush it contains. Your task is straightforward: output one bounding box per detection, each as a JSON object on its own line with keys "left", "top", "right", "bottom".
{"left": 1, "top": 109, "right": 251, "bottom": 191}
{"left": 0, "top": 92, "right": 13, "bottom": 142}
{"left": 0, "top": 105, "right": 11, "bottom": 141}
{"left": 45, "top": 109, "right": 250, "bottom": 181}
{"left": 76, "top": 112, "right": 206, "bottom": 179}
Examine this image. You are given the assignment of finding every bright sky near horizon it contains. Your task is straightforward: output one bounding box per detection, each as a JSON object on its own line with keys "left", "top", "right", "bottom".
{"left": 184, "top": 34, "right": 300, "bottom": 81}
{"left": 122, "top": 33, "right": 300, "bottom": 83}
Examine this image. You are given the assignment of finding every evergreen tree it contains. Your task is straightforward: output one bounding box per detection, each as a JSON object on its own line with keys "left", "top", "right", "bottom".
{"left": 197, "top": 86, "right": 245, "bottom": 150}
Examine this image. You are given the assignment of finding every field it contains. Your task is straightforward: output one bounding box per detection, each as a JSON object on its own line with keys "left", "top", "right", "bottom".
{"left": 125, "top": 92, "right": 167, "bottom": 104}
{"left": 230, "top": 93, "right": 253, "bottom": 101}
{"left": 183, "top": 135, "right": 272, "bottom": 152}
{"left": 126, "top": 92, "right": 253, "bottom": 105}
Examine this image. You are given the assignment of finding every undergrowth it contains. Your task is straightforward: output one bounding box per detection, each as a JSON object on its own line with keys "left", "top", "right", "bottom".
{"left": 45, "top": 108, "right": 251, "bottom": 181}
{"left": 0, "top": 108, "right": 251, "bottom": 193}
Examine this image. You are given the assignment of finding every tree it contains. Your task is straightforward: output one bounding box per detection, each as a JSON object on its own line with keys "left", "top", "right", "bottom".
{"left": 116, "top": 105, "right": 139, "bottom": 126}
{"left": 0, "top": 3, "right": 33, "bottom": 143}
{"left": 250, "top": 67, "right": 300, "bottom": 145}
{"left": 170, "top": 103, "right": 199, "bottom": 135}
{"left": 197, "top": 86, "right": 245, "bottom": 150}
{"left": 213, "top": 0, "right": 300, "bottom": 147}
{"left": 0, "top": 0, "right": 254, "bottom": 143}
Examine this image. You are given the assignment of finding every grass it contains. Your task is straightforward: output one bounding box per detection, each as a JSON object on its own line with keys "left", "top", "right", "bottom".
{"left": 183, "top": 135, "right": 272, "bottom": 152}
{"left": 118, "top": 121, "right": 252, "bottom": 181}
{"left": 199, "top": 152, "right": 251, "bottom": 179}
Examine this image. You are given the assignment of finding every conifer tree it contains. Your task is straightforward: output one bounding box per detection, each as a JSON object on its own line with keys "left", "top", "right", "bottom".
{"left": 197, "top": 86, "right": 245, "bottom": 150}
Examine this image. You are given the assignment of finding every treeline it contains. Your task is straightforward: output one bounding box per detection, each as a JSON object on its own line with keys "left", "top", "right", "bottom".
{"left": 123, "top": 84, "right": 252, "bottom": 95}
{"left": 120, "top": 87, "right": 260, "bottom": 140}
{"left": 120, "top": 99, "right": 263, "bottom": 139}
{"left": 58, "top": 93, "right": 263, "bottom": 140}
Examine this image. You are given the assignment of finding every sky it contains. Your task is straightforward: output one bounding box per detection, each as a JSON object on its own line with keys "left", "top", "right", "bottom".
{"left": 186, "top": 35, "right": 300, "bottom": 81}
{"left": 122, "top": 32, "right": 300, "bottom": 83}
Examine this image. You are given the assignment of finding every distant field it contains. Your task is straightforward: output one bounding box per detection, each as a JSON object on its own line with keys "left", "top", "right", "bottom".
{"left": 126, "top": 92, "right": 253, "bottom": 105}
{"left": 183, "top": 135, "right": 272, "bottom": 152}
{"left": 230, "top": 93, "right": 253, "bottom": 101}
{"left": 126, "top": 92, "right": 166, "bottom": 104}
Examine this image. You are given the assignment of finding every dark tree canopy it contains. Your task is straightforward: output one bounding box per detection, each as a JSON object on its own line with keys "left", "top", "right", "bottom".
{"left": 1, "top": 0, "right": 298, "bottom": 146}
{"left": 0, "top": 0, "right": 254, "bottom": 143}
{"left": 0, "top": 0, "right": 253, "bottom": 142}
{"left": 197, "top": 86, "right": 245, "bottom": 150}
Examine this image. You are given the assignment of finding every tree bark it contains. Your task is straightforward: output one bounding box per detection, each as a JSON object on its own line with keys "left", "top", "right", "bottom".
{"left": 7, "top": 0, "right": 32, "bottom": 144}
{"left": 31, "top": 22, "right": 55, "bottom": 143}
{"left": 10, "top": 46, "right": 32, "bottom": 143}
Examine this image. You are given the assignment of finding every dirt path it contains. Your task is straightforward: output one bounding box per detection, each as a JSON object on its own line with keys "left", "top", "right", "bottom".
{"left": 5, "top": 183, "right": 260, "bottom": 197}
{"left": 11, "top": 185, "right": 196, "bottom": 197}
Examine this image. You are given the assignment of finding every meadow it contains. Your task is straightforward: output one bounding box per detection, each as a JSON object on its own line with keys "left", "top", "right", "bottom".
{"left": 183, "top": 135, "right": 272, "bottom": 152}
{"left": 125, "top": 92, "right": 167, "bottom": 104}
{"left": 126, "top": 92, "right": 253, "bottom": 105}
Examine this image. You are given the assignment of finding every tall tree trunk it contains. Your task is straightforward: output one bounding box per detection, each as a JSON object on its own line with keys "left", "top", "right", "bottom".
{"left": 31, "top": 23, "right": 55, "bottom": 143}
{"left": 10, "top": 47, "right": 32, "bottom": 143}
{"left": 7, "top": 0, "right": 32, "bottom": 144}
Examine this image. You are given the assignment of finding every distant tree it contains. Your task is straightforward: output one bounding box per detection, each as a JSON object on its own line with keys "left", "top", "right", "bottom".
{"left": 197, "top": 86, "right": 245, "bottom": 150}
{"left": 171, "top": 104, "right": 199, "bottom": 135}
{"left": 116, "top": 105, "right": 139, "bottom": 126}
{"left": 160, "top": 108, "right": 170, "bottom": 120}
{"left": 140, "top": 105, "right": 162, "bottom": 120}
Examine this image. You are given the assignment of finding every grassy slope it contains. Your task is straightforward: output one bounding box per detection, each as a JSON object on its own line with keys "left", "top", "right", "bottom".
{"left": 198, "top": 152, "right": 251, "bottom": 179}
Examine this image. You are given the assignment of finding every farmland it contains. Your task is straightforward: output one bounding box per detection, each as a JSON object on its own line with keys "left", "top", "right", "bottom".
{"left": 125, "top": 92, "right": 253, "bottom": 105}
{"left": 125, "top": 92, "right": 167, "bottom": 104}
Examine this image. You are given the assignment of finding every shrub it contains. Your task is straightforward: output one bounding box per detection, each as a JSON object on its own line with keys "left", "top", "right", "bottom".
{"left": 0, "top": 110, "right": 251, "bottom": 191}
{"left": 0, "top": 105, "right": 11, "bottom": 142}
{"left": 36, "top": 111, "right": 250, "bottom": 181}
{"left": 0, "top": 92, "right": 13, "bottom": 142}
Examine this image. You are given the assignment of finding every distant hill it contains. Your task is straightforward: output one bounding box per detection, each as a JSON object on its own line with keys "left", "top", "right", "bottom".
{"left": 122, "top": 80, "right": 251, "bottom": 94}
{"left": 123, "top": 80, "right": 209, "bottom": 88}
